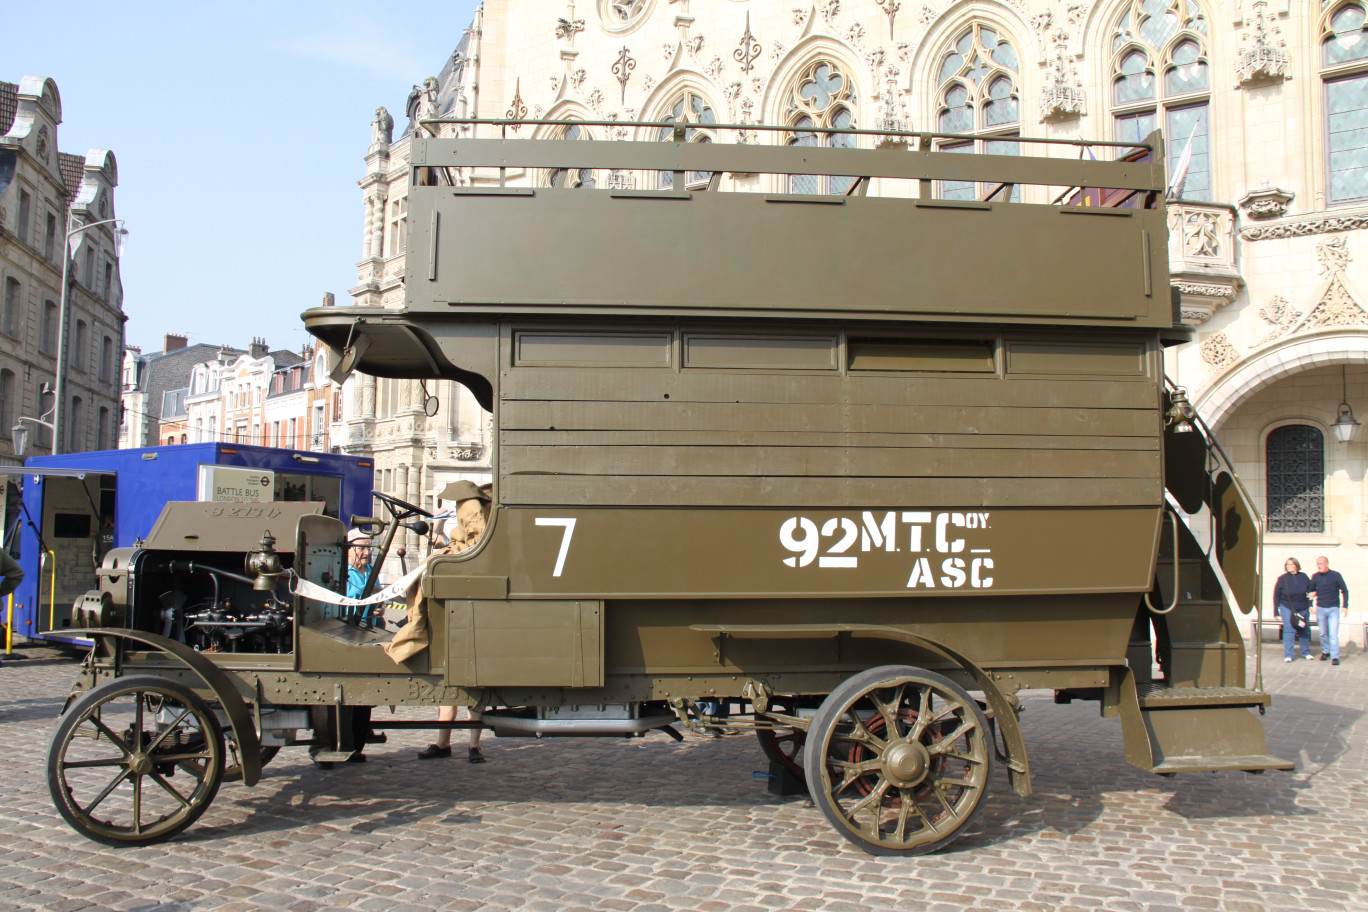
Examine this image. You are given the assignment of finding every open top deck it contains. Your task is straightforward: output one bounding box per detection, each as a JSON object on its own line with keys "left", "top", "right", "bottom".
{"left": 305, "top": 125, "right": 1174, "bottom": 381}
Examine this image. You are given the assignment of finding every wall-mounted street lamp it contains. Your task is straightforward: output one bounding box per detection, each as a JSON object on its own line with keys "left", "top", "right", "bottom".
{"left": 1332, "top": 364, "right": 1360, "bottom": 444}
{"left": 52, "top": 216, "right": 128, "bottom": 455}
{"left": 11, "top": 383, "right": 57, "bottom": 458}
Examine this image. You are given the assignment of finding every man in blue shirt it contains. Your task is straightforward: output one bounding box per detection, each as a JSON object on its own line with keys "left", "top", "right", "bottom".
{"left": 346, "top": 528, "right": 374, "bottom": 600}
{"left": 1311, "top": 556, "right": 1349, "bottom": 665}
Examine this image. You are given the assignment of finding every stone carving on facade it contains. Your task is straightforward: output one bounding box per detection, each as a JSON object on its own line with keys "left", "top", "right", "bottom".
{"left": 571, "top": 68, "right": 588, "bottom": 91}
{"left": 1065, "top": 1, "right": 1089, "bottom": 28}
{"left": 1235, "top": 1, "right": 1290, "bottom": 87}
{"left": 822, "top": 1, "right": 843, "bottom": 27}
{"left": 588, "top": 87, "right": 607, "bottom": 111}
{"left": 686, "top": 34, "right": 704, "bottom": 58}
{"left": 919, "top": 5, "right": 937, "bottom": 28}
{"left": 36, "top": 125, "right": 50, "bottom": 162}
{"left": 876, "top": 68, "right": 910, "bottom": 135}
{"left": 1168, "top": 202, "right": 1242, "bottom": 323}
{"left": 1252, "top": 294, "right": 1302, "bottom": 346}
{"left": 1305, "top": 280, "right": 1368, "bottom": 328}
{"left": 505, "top": 78, "right": 529, "bottom": 130}
{"left": 371, "top": 107, "right": 393, "bottom": 147}
{"left": 557, "top": 16, "right": 587, "bottom": 43}
{"left": 847, "top": 22, "right": 866, "bottom": 47}
{"left": 613, "top": 45, "right": 637, "bottom": 102}
{"left": 1200, "top": 332, "right": 1240, "bottom": 373}
{"left": 1238, "top": 184, "right": 1293, "bottom": 220}
{"left": 1318, "top": 235, "right": 1350, "bottom": 279}
{"left": 735, "top": 13, "right": 762, "bottom": 74}
{"left": 772, "top": 41, "right": 788, "bottom": 60}
{"left": 664, "top": 42, "right": 678, "bottom": 63}
{"left": 1242, "top": 211, "right": 1368, "bottom": 241}
{"left": 877, "top": 0, "right": 900, "bottom": 38}
{"left": 793, "top": 8, "right": 809, "bottom": 28}
{"left": 1039, "top": 33, "right": 1086, "bottom": 122}
{"left": 706, "top": 56, "right": 725, "bottom": 80}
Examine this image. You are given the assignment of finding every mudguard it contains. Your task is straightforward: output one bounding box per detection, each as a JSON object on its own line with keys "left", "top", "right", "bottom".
{"left": 65, "top": 628, "right": 264, "bottom": 786}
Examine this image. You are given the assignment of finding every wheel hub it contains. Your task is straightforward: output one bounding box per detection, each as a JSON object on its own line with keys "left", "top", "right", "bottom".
{"left": 129, "top": 753, "right": 154, "bottom": 776}
{"left": 881, "top": 740, "right": 931, "bottom": 787}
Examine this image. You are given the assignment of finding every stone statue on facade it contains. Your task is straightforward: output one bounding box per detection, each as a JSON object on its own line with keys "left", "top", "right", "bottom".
{"left": 372, "top": 106, "right": 394, "bottom": 146}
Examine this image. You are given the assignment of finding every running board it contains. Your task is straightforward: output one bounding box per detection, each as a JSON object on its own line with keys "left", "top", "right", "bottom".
{"left": 1115, "top": 669, "right": 1294, "bottom": 774}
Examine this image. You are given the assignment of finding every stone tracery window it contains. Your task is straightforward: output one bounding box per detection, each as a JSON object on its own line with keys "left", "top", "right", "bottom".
{"left": 547, "top": 122, "right": 597, "bottom": 189}
{"left": 599, "top": 0, "right": 651, "bottom": 33}
{"left": 785, "top": 60, "right": 858, "bottom": 195}
{"left": 1266, "top": 424, "right": 1325, "bottom": 534}
{"left": 1110, "top": 0, "right": 1210, "bottom": 199}
{"left": 935, "top": 23, "right": 1021, "bottom": 202}
{"left": 655, "top": 90, "right": 718, "bottom": 189}
{"left": 1322, "top": 2, "right": 1368, "bottom": 204}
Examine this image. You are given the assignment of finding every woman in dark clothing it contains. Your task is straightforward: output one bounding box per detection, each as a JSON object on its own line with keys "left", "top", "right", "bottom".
{"left": 1272, "top": 557, "right": 1314, "bottom": 662}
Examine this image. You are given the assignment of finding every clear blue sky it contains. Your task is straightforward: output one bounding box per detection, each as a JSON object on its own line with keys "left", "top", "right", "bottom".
{"left": 7, "top": 1, "right": 480, "bottom": 354}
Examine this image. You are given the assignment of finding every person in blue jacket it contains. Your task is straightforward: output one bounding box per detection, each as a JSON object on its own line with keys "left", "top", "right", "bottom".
{"left": 1272, "top": 557, "right": 1314, "bottom": 662}
{"left": 1310, "top": 555, "right": 1349, "bottom": 665}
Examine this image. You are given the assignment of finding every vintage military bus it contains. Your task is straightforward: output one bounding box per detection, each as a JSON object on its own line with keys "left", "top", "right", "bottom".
{"left": 47, "top": 122, "right": 1288, "bottom": 856}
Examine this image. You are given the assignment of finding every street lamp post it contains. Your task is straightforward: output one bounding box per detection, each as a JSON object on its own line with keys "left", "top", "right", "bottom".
{"left": 52, "top": 216, "right": 127, "bottom": 455}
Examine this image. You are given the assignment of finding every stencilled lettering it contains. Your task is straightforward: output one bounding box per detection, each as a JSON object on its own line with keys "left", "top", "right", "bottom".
{"left": 778, "top": 510, "right": 994, "bottom": 589}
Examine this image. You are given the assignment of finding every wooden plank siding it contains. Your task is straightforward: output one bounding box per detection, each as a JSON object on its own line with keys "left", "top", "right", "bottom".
{"left": 498, "top": 329, "right": 1162, "bottom": 509}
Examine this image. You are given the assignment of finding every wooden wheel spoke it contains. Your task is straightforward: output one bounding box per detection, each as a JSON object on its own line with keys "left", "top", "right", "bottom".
{"left": 61, "top": 755, "right": 130, "bottom": 770}
{"left": 908, "top": 685, "right": 933, "bottom": 740}
{"left": 869, "top": 683, "right": 906, "bottom": 736}
{"left": 131, "top": 775, "right": 144, "bottom": 835}
{"left": 144, "top": 707, "right": 194, "bottom": 753}
{"left": 893, "top": 788, "right": 919, "bottom": 841}
{"left": 931, "top": 778, "right": 957, "bottom": 815}
{"left": 88, "top": 716, "right": 132, "bottom": 756}
{"left": 147, "top": 771, "right": 191, "bottom": 808}
{"left": 934, "top": 716, "right": 978, "bottom": 745}
{"left": 843, "top": 778, "right": 891, "bottom": 829}
{"left": 841, "top": 708, "right": 887, "bottom": 751}
{"left": 81, "top": 768, "right": 131, "bottom": 816}
{"left": 927, "top": 745, "right": 984, "bottom": 764}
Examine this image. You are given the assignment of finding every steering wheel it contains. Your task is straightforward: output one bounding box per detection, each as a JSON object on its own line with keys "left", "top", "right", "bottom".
{"left": 372, "top": 490, "right": 432, "bottom": 518}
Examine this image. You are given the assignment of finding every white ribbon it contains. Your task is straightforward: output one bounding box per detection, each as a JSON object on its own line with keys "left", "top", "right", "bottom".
{"left": 291, "top": 563, "right": 427, "bottom": 608}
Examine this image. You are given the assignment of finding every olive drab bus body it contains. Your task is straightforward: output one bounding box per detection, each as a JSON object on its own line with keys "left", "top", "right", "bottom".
{"left": 46, "top": 123, "right": 1289, "bottom": 856}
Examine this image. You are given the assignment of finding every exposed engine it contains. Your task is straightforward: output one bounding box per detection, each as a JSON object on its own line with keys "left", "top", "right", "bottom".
{"left": 72, "top": 502, "right": 340, "bottom": 655}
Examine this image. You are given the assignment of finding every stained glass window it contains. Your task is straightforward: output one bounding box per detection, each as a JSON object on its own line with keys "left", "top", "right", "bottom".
{"left": 1110, "top": 0, "right": 1210, "bottom": 199}
{"left": 1324, "top": 4, "right": 1368, "bottom": 203}
{"left": 548, "top": 122, "right": 596, "bottom": 189}
{"left": 935, "top": 24, "right": 1021, "bottom": 202}
{"left": 785, "top": 61, "right": 857, "bottom": 195}
{"left": 656, "top": 90, "right": 718, "bottom": 189}
{"left": 1266, "top": 425, "right": 1325, "bottom": 534}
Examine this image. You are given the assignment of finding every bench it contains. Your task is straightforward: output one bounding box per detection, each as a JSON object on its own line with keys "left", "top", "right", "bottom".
{"left": 1248, "top": 615, "right": 1367, "bottom": 653}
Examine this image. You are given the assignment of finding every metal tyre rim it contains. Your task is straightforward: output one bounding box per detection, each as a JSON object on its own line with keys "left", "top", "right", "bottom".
{"left": 803, "top": 666, "right": 992, "bottom": 856}
{"left": 47, "top": 675, "right": 225, "bottom": 846}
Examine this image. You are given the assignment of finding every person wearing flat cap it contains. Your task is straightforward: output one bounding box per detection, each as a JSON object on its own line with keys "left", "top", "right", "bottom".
{"left": 416, "top": 479, "right": 493, "bottom": 763}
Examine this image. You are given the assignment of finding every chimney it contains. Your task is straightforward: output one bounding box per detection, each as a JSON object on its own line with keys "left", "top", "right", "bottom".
{"left": 250, "top": 336, "right": 269, "bottom": 359}
{"left": 163, "top": 333, "right": 188, "bottom": 352}
{"left": 322, "top": 292, "right": 335, "bottom": 307}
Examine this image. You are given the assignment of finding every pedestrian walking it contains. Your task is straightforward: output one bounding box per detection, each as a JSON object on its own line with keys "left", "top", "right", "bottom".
{"left": 1310, "top": 555, "right": 1349, "bottom": 665}
{"left": 1272, "top": 557, "right": 1314, "bottom": 662}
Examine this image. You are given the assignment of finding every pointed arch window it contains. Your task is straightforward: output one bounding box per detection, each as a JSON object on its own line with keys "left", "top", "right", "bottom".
{"left": 935, "top": 24, "right": 1021, "bottom": 202}
{"left": 1322, "top": 2, "right": 1368, "bottom": 204}
{"left": 786, "top": 60, "right": 858, "bottom": 195}
{"left": 656, "top": 90, "right": 718, "bottom": 189}
{"left": 1266, "top": 424, "right": 1325, "bottom": 533}
{"left": 547, "top": 122, "right": 597, "bottom": 189}
{"left": 1110, "top": 0, "right": 1210, "bottom": 199}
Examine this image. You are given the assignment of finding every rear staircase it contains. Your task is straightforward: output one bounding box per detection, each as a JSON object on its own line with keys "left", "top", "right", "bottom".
{"left": 1107, "top": 384, "right": 1292, "bottom": 775}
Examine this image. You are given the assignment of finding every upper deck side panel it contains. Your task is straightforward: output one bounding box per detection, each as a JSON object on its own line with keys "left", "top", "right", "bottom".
{"left": 410, "top": 191, "right": 1169, "bottom": 327}
{"left": 403, "top": 136, "right": 1171, "bottom": 329}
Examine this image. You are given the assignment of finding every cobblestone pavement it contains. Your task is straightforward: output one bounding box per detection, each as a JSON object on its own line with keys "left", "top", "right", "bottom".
{"left": 1, "top": 640, "right": 1365, "bottom": 912}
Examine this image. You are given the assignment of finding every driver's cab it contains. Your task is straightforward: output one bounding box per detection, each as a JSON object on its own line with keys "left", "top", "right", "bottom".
{"left": 294, "top": 493, "right": 440, "bottom": 676}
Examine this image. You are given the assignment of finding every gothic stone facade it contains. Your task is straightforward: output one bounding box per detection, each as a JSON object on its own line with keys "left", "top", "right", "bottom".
{"left": 352, "top": 0, "right": 1368, "bottom": 627}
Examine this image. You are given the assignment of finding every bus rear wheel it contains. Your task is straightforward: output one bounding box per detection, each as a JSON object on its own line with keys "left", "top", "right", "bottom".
{"left": 803, "top": 665, "right": 992, "bottom": 856}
